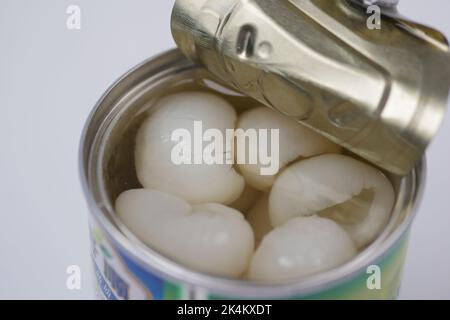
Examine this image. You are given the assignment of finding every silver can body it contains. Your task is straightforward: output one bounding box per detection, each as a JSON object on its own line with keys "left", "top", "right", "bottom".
{"left": 80, "top": 49, "right": 425, "bottom": 300}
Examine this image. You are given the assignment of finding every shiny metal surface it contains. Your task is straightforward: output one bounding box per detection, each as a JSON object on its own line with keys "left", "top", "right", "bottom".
{"left": 171, "top": 0, "right": 450, "bottom": 175}
{"left": 80, "top": 49, "right": 426, "bottom": 298}
{"left": 353, "top": 0, "right": 399, "bottom": 8}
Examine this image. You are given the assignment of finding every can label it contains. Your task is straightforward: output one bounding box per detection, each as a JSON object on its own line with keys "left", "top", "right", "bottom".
{"left": 90, "top": 217, "right": 410, "bottom": 300}
{"left": 90, "top": 219, "right": 189, "bottom": 300}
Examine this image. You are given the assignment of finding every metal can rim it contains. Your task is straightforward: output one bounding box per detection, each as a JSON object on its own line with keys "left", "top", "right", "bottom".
{"left": 79, "top": 48, "right": 426, "bottom": 298}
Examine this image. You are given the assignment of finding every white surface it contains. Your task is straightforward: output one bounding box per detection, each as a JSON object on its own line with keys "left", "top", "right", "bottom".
{"left": 0, "top": 0, "right": 449, "bottom": 299}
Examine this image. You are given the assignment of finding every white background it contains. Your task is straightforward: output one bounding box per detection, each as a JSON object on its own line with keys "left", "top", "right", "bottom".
{"left": 0, "top": 0, "right": 449, "bottom": 299}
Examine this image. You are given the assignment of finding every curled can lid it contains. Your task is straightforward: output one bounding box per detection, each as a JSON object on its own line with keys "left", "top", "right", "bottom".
{"left": 171, "top": 0, "right": 450, "bottom": 175}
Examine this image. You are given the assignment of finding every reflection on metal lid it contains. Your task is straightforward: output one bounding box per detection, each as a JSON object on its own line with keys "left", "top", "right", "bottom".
{"left": 171, "top": 0, "right": 450, "bottom": 175}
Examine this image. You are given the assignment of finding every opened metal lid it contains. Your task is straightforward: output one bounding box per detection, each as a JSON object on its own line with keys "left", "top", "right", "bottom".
{"left": 171, "top": 0, "right": 450, "bottom": 175}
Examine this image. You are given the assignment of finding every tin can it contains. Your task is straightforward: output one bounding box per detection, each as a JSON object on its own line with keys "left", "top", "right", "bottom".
{"left": 80, "top": 49, "right": 426, "bottom": 300}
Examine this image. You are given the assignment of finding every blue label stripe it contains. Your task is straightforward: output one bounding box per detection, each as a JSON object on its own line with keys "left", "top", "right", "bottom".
{"left": 93, "top": 258, "right": 118, "bottom": 300}
{"left": 118, "top": 249, "right": 164, "bottom": 300}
